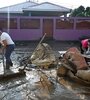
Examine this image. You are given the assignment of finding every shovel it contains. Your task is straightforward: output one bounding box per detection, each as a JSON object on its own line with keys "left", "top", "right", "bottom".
{"left": 2, "top": 48, "right": 6, "bottom": 74}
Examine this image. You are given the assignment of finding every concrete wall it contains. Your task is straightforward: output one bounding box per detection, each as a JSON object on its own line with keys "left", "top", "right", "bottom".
{"left": 0, "top": 16, "right": 90, "bottom": 41}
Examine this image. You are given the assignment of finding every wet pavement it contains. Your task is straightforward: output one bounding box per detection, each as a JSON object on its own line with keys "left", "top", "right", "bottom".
{"left": 0, "top": 40, "right": 90, "bottom": 100}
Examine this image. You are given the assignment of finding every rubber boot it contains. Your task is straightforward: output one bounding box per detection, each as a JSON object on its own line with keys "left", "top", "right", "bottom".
{"left": 9, "top": 62, "right": 13, "bottom": 66}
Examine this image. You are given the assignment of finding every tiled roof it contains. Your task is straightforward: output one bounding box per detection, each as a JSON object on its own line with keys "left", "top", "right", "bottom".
{"left": 23, "top": 2, "right": 71, "bottom": 12}
{"left": 0, "top": 1, "right": 38, "bottom": 13}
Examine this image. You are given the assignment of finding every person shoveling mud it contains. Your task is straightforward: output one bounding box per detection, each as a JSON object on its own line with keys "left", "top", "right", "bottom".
{"left": 0, "top": 28, "right": 15, "bottom": 70}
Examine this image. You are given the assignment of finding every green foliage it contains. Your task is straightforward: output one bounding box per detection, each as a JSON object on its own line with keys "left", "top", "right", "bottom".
{"left": 85, "top": 7, "right": 90, "bottom": 16}
{"left": 69, "top": 6, "right": 90, "bottom": 17}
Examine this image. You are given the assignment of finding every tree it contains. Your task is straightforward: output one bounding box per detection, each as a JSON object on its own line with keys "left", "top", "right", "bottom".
{"left": 85, "top": 7, "right": 90, "bottom": 16}
{"left": 69, "top": 5, "right": 90, "bottom": 17}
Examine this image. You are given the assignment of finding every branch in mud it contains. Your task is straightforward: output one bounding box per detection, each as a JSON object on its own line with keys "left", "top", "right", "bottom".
{"left": 35, "top": 68, "right": 56, "bottom": 94}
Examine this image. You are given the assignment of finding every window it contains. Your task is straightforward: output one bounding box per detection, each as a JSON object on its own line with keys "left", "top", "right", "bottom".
{"left": 9, "top": 18, "right": 17, "bottom": 29}
{"left": 0, "top": 18, "right": 17, "bottom": 29}
{"left": 56, "top": 18, "right": 74, "bottom": 29}
{"left": 20, "top": 18, "right": 40, "bottom": 29}
{"left": 0, "top": 18, "right": 7, "bottom": 28}
{"left": 76, "top": 19, "right": 90, "bottom": 29}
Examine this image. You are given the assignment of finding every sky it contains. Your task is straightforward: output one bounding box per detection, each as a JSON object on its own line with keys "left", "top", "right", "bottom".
{"left": 0, "top": 0, "right": 90, "bottom": 9}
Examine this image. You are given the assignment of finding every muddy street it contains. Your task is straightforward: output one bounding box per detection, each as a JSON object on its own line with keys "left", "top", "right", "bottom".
{"left": 0, "top": 41, "right": 90, "bottom": 100}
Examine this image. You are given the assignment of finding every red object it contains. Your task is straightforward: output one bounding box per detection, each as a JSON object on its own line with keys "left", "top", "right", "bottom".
{"left": 64, "top": 47, "right": 88, "bottom": 70}
{"left": 81, "top": 39, "right": 88, "bottom": 48}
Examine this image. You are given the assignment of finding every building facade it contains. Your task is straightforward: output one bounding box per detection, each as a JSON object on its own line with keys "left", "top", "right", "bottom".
{"left": 0, "top": 1, "right": 90, "bottom": 41}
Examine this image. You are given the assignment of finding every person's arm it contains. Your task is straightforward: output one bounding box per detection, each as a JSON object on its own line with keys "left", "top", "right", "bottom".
{"left": 0, "top": 40, "right": 7, "bottom": 53}
{"left": 2, "top": 40, "right": 7, "bottom": 47}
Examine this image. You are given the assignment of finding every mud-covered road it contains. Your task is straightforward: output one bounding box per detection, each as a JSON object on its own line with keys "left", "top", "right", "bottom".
{"left": 0, "top": 41, "right": 90, "bottom": 100}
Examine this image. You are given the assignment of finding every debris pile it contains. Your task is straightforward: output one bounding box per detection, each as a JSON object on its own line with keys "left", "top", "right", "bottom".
{"left": 57, "top": 47, "right": 90, "bottom": 85}
{"left": 19, "top": 44, "right": 90, "bottom": 86}
{"left": 27, "top": 43, "right": 56, "bottom": 69}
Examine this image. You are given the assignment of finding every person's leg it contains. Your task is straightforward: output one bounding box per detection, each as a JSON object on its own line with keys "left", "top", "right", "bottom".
{"left": 80, "top": 43, "right": 84, "bottom": 54}
{"left": 5, "top": 45, "right": 15, "bottom": 69}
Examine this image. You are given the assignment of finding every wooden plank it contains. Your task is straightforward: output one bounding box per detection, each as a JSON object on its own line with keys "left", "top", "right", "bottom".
{"left": 0, "top": 67, "right": 26, "bottom": 81}
{"left": 82, "top": 54, "right": 90, "bottom": 58}
{"left": 58, "top": 51, "right": 66, "bottom": 54}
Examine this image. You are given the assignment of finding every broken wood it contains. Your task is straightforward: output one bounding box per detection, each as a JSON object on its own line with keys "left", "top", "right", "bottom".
{"left": 0, "top": 68, "right": 26, "bottom": 81}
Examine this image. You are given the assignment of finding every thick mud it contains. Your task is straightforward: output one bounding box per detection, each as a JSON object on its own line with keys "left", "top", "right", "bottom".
{"left": 0, "top": 41, "right": 90, "bottom": 100}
